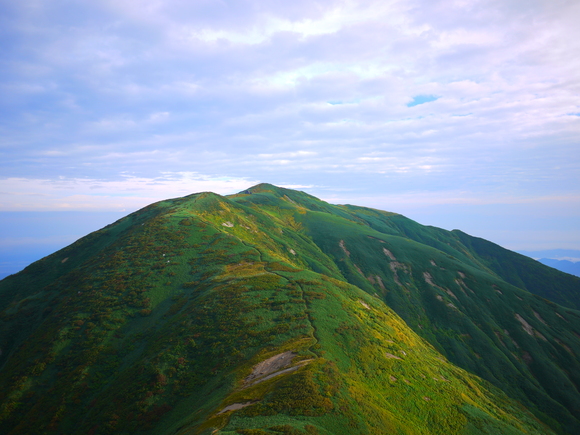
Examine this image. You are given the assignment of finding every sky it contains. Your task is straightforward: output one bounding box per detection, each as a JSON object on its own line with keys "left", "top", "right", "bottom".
{"left": 1, "top": 0, "right": 579, "bottom": 277}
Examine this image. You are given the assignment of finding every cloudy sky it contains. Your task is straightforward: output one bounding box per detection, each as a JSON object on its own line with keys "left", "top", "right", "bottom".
{"left": 1, "top": 0, "right": 579, "bottom": 275}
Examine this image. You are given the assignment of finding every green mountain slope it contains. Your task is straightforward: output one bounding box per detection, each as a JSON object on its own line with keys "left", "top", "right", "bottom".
{"left": 451, "top": 231, "right": 580, "bottom": 310}
{"left": 0, "top": 184, "right": 578, "bottom": 435}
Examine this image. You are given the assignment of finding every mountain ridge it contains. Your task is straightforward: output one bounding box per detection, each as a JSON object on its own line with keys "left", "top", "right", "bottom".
{"left": 536, "top": 258, "right": 580, "bottom": 278}
{"left": 0, "top": 184, "right": 579, "bottom": 434}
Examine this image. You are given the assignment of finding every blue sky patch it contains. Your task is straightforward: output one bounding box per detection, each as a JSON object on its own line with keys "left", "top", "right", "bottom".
{"left": 407, "top": 95, "right": 439, "bottom": 107}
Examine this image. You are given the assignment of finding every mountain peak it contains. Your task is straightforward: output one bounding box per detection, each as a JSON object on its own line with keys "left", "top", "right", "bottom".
{"left": 238, "top": 182, "right": 294, "bottom": 196}
{"left": 0, "top": 187, "right": 579, "bottom": 434}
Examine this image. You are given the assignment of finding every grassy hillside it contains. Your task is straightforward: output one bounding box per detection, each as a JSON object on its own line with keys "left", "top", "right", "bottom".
{"left": 0, "top": 184, "right": 578, "bottom": 434}
{"left": 231, "top": 184, "right": 580, "bottom": 434}
{"left": 451, "top": 231, "right": 580, "bottom": 309}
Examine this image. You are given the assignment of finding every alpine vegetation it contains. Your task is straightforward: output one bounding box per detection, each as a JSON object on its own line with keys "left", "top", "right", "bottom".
{"left": 1, "top": 184, "right": 579, "bottom": 435}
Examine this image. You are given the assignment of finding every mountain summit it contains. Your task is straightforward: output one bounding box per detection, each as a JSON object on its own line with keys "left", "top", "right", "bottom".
{"left": 1, "top": 184, "right": 579, "bottom": 434}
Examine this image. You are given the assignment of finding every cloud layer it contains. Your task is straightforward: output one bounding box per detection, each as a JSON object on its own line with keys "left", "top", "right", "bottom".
{"left": 1, "top": 0, "right": 579, "bottom": 249}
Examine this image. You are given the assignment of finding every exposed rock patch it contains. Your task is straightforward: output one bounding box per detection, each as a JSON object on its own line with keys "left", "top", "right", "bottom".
{"left": 243, "top": 352, "right": 314, "bottom": 388}
{"left": 534, "top": 331, "right": 547, "bottom": 341}
{"left": 383, "top": 247, "right": 396, "bottom": 261}
{"left": 245, "top": 351, "right": 296, "bottom": 385}
{"left": 217, "top": 402, "right": 255, "bottom": 415}
{"left": 248, "top": 364, "right": 304, "bottom": 386}
{"left": 389, "top": 262, "right": 408, "bottom": 287}
{"left": 385, "top": 352, "right": 402, "bottom": 360}
{"left": 515, "top": 314, "right": 533, "bottom": 336}
{"left": 375, "top": 275, "right": 386, "bottom": 291}
{"left": 533, "top": 310, "right": 547, "bottom": 325}
{"left": 423, "top": 271, "right": 436, "bottom": 286}
{"left": 445, "top": 289, "right": 458, "bottom": 300}
{"left": 455, "top": 274, "right": 474, "bottom": 295}
{"left": 424, "top": 272, "right": 457, "bottom": 298}
{"left": 339, "top": 240, "right": 351, "bottom": 257}
{"left": 433, "top": 375, "right": 449, "bottom": 382}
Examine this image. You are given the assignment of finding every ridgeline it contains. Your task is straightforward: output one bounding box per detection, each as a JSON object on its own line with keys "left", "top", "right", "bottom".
{"left": 1, "top": 184, "right": 579, "bottom": 434}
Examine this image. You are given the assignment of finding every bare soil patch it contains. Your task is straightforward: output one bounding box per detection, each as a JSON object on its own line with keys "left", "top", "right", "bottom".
{"left": 217, "top": 402, "right": 255, "bottom": 415}
{"left": 244, "top": 351, "right": 296, "bottom": 385}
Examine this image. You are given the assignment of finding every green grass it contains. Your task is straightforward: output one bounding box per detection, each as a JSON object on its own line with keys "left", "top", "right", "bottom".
{"left": 0, "top": 184, "right": 578, "bottom": 434}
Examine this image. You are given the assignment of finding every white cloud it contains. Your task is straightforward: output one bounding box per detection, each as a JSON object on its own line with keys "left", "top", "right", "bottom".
{"left": 1, "top": 0, "right": 579, "bottom": 250}
{"left": 327, "top": 190, "right": 580, "bottom": 208}
{"left": 0, "top": 174, "right": 259, "bottom": 211}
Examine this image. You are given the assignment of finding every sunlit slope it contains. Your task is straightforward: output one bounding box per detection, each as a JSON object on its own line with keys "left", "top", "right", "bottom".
{"left": 0, "top": 184, "right": 576, "bottom": 434}
{"left": 230, "top": 184, "right": 580, "bottom": 434}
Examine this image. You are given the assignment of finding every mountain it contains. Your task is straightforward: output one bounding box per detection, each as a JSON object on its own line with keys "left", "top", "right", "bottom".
{"left": 517, "top": 250, "right": 580, "bottom": 278}
{"left": 536, "top": 259, "right": 580, "bottom": 278}
{"left": 518, "top": 249, "right": 580, "bottom": 262}
{"left": 1, "top": 183, "right": 579, "bottom": 435}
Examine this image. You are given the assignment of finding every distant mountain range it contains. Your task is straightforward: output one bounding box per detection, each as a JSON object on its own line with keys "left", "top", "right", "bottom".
{"left": 517, "top": 250, "right": 580, "bottom": 278}
{"left": 1, "top": 184, "right": 579, "bottom": 435}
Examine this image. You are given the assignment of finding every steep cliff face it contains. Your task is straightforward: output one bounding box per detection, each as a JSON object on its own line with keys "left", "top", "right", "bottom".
{"left": 0, "top": 184, "right": 578, "bottom": 434}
